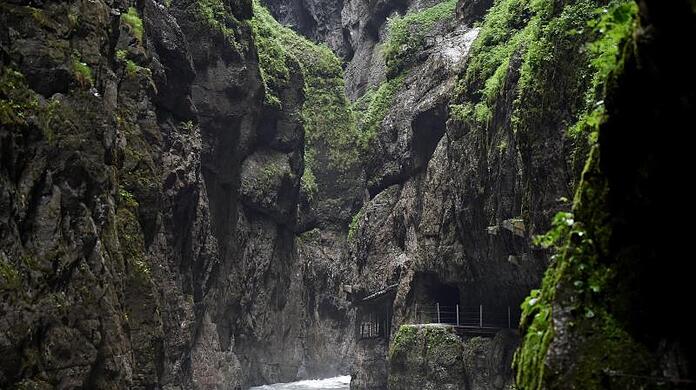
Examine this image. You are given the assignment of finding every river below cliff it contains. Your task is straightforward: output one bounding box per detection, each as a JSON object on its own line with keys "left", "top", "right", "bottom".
{"left": 248, "top": 376, "right": 350, "bottom": 390}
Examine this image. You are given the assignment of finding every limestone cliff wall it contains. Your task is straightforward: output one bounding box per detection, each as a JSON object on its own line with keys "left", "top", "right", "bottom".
{"left": 516, "top": 0, "right": 696, "bottom": 388}
{"left": 0, "top": 0, "right": 354, "bottom": 387}
{"left": 344, "top": 0, "right": 627, "bottom": 388}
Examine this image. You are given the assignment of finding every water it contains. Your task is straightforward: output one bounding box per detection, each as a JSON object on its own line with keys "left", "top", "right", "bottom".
{"left": 248, "top": 375, "right": 350, "bottom": 390}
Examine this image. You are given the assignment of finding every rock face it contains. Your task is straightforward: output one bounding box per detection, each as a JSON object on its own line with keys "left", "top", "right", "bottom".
{"left": 1, "top": 0, "right": 353, "bottom": 388}
{"left": 516, "top": 0, "right": 696, "bottom": 388}
{"left": 388, "top": 325, "right": 518, "bottom": 390}
{"left": 260, "top": 0, "right": 346, "bottom": 56}
{"left": 344, "top": 0, "right": 628, "bottom": 387}
{"left": 4, "top": 0, "right": 685, "bottom": 388}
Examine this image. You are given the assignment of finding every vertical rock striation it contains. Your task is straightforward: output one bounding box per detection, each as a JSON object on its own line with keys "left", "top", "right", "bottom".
{"left": 515, "top": 0, "right": 696, "bottom": 388}
{"left": 1, "top": 0, "right": 355, "bottom": 387}
{"left": 345, "top": 0, "right": 644, "bottom": 388}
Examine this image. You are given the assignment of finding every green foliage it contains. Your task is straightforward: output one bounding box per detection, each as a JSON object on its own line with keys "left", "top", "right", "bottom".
{"left": 118, "top": 187, "right": 139, "bottom": 208}
{"left": 453, "top": 0, "right": 634, "bottom": 137}
{"left": 347, "top": 208, "right": 365, "bottom": 241}
{"left": 532, "top": 211, "right": 574, "bottom": 249}
{"left": 300, "top": 166, "right": 318, "bottom": 199}
{"left": 252, "top": 1, "right": 364, "bottom": 168}
{"left": 570, "top": 2, "right": 637, "bottom": 138}
{"left": 182, "top": 120, "right": 196, "bottom": 132}
{"left": 250, "top": 1, "right": 293, "bottom": 108}
{"left": 458, "top": 0, "right": 535, "bottom": 99}
{"left": 516, "top": 146, "right": 652, "bottom": 388}
{"left": 0, "top": 69, "right": 37, "bottom": 127}
{"left": 450, "top": 0, "right": 641, "bottom": 386}
{"left": 1, "top": 68, "right": 64, "bottom": 144}
{"left": 194, "top": 0, "right": 244, "bottom": 51}
{"left": 450, "top": 0, "right": 537, "bottom": 129}
{"left": 261, "top": 160, "right": 283, "bottom": 181}
{"left": 423, "top": 325, "right": 458, "bottom": 347}
{"left": 353, "top": 74, "right": 405, "bottom": 148}
{"left": 115, "top": 49, "right": 149, "bottom": 78}
{"left": 0, "top": 256, "right": 21, "bottom": 291}
{"left": 383, "top": 0, "right": 458, "bottom": 77}
{"left": 301, "top": 150, "right": 319, "bottom": 199}
{"left": 116, "top": 49, "right": 128, "bottom": 61}
{"left": 121, "top": 7, "right": 143, "bottom": 42}
{"left": 389, "top": 325, "right": 418, "bottom": 357}
{"left": 125, "top": 59, "right": 139, "bottom": 76}
{"left": 72, "top": 56, "right": 93, "bottom": 88}
{"left": 116, "top": 203, "right": 151, "bottom": 282}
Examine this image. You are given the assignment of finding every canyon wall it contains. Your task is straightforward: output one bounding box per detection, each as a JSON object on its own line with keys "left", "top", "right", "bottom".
{"left": 516, "top": 0, "right": 696, "bottom": 388}
{"left": 341, "top": 0, "right": 620, "bottom": 387}
{"left": 3, "top": 0, "right": 688, "bottom": 388}
{"left": 1, "top": 0, "right": 354, "bottom": 387}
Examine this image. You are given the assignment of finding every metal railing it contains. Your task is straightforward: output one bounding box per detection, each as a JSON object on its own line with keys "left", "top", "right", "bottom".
{"left": 411, "top": 303, "right": 517, "bottom": 329}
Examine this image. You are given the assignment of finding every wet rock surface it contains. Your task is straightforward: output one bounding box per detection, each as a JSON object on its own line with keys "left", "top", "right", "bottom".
{"left": 388, "top": 325, "right": 518, "bottom": 390}
{"left": 3, "top": 0, "right": 666, "bottom": 388}
{"left": 1, "top": 0, "right": 352, "bottom": 387}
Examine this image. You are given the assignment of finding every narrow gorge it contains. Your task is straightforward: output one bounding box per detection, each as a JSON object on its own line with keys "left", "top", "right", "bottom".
{"left": 1, "top": 0, "right": 694, "bottom": 389}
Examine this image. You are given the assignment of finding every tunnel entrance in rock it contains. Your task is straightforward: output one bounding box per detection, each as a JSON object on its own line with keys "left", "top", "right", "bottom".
{"left": 411, "top": 105, "right": 447, "bottom": 170}
{"left": 412, "top": 273, "right": 460, "bottom": 324}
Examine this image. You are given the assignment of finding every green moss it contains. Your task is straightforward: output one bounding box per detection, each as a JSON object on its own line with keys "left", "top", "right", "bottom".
{"left": 423, "top": 325, "right": 458, "bottom": 348}
{"left": 260, "top": 160, "right": 283, "bottom": 181}
{"left": 116, "top": 49, "right": 149, "bottom": 78}
{"left": 1, "top": 68, "right": 65, "bottom": 144}
{"left": 456, "top": 0, "right": 536, "bottom": 105}
{"left": 196, "top": 0, "right": 243, "bottom": 45}
{"left": 496, "top": 138, "right": 508, "bottom": 153}
{"left": 389, "top": 325, "right": 419, "bottom": 358}
{"left": 115, "top": 108, "right": 159, "bottom": 224}
{"left": 298, "top": 227, "right": 321, "bottom": 242}
{"left": 449, "top": 0, "right": 642, "bottom": 386}
{"left": 1, "top": 69, "right": 36, "bottom": 127}
{"left": 118, "top": 188, "right": 139, "bottom": 208}
{"left": 0, "top": 256, "right": 21, "bottom": 291}
{"left": 72, "top": 55, "right": 93, "bottom": 88}
{"left": 568, "top": 2, "right": 637, "bottom": 139}
{"left": 116, "top": 49, "right": 128, "bottom": 61}
{"left": 250, "top": 1, "right": 292, "bottom": 108}
{"left": 347, "top": 208, "right": 365, "bottom": 241}
{"left": 301, "top": 150, "right": 319, "bottom": 200}
{"left": 515, "top": 145, "right": 652, "bottom": 388}
{"left": 121, "top": 7, "right": 143, "bottom": 42}
{"left": 182, "top": 120, "right": 196, "bottom": 132}
{"left": 383, "top": 0, "right": 458, "bottom": 77}
{"left": 125, "top": 59, "right": 139, "bottom": 76}
{"left": 353, "top": 74, "right": 405, "bottom": 148}
{"left": 29, "top": 6, "right": 54, "bottom": 29}
{"left": 252, "top": 1, "right": 365, "bottom": 169}
{"left": 451, "top": 0, "right": 634, "bottom": 139}
{"left": 285, "top": 35, "right": 361, "bottom": 167}
{"left": 116, "top": 204, "right": 151, "bottom": 282}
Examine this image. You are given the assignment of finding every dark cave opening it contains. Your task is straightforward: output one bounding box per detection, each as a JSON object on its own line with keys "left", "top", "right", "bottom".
{"left": 411, "top": 105, "right": 447, "bottom": 171}
{"left": 413, "top": 272, "right": 460, "bottom": 305}
{"left": 412, "top": 273, "right": 461, "bottom": 324}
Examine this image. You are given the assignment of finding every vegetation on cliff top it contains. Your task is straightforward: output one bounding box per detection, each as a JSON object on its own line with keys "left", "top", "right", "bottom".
{"left": 352, "top": 0, "right": 458, "bottom": 148}
{"left": 451, "top": 0, "right": 634, "bottom": 147}
{"left": 192, "top": 0, "right": 247, "bottom": 53}
{"left": 121, "top": 7, "right": 143, "bottom": 42}
{"left": 251, "top": 0, "right": 367, "bottom": 197}
{"left": 383, "top": 0, "right": 458, "bottom": 78}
